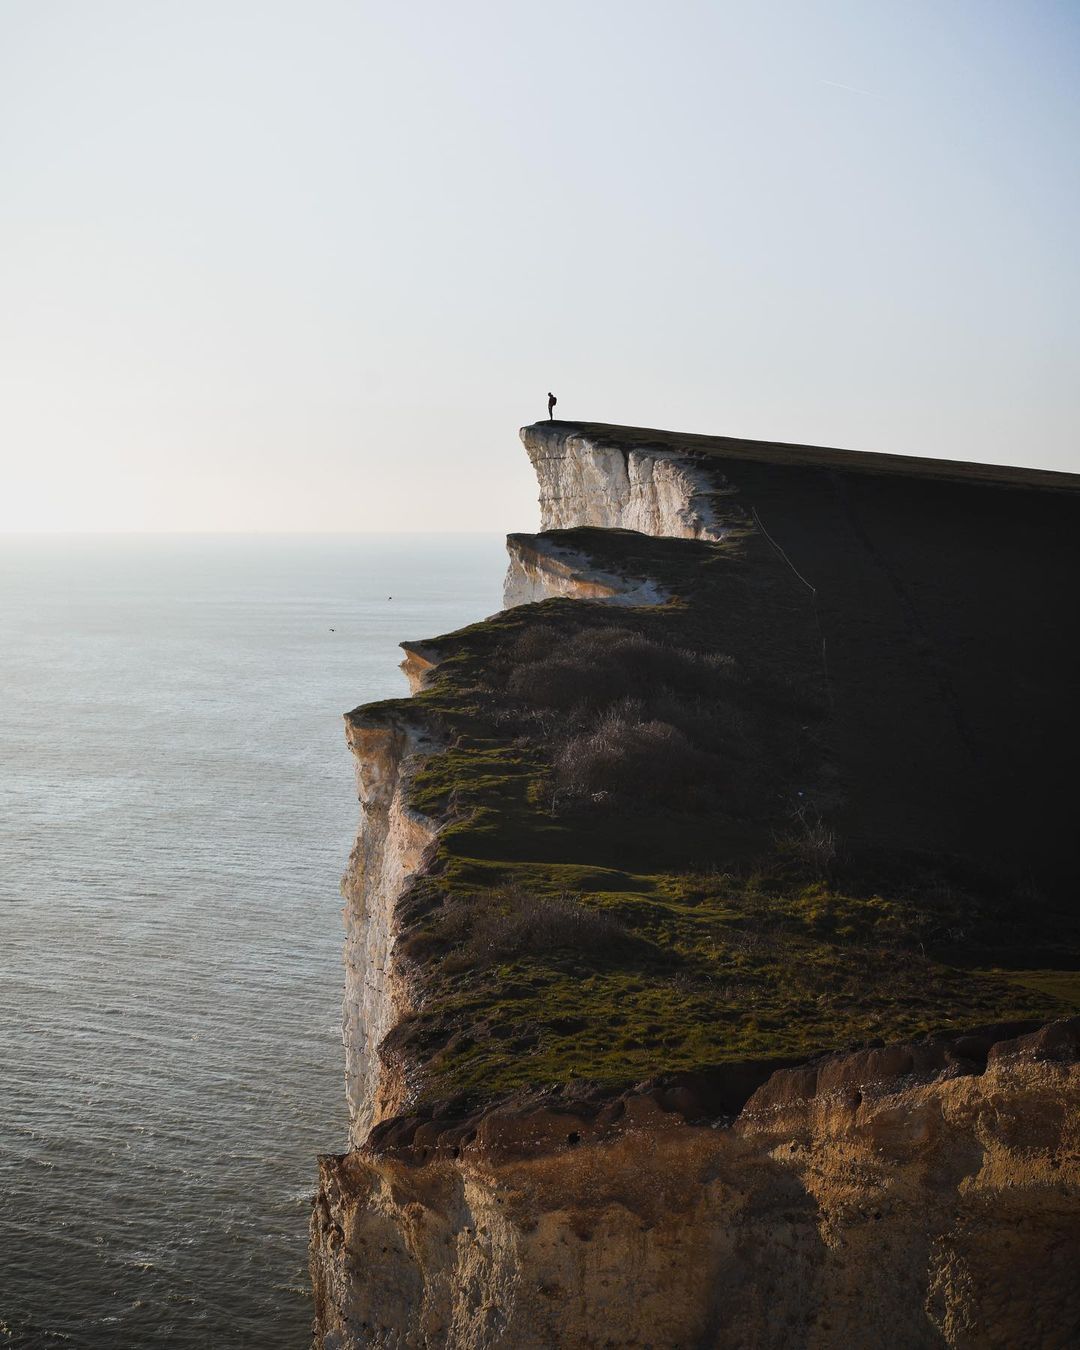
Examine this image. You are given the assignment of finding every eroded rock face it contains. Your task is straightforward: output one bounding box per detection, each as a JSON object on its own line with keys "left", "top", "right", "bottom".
{"left": 502, "top": 533, "right": 668, "bottom": 609}
{"left": 520, "top": 424, "right": 727, "bottom": 540}
{"left": 342, "top": 714, "right": 440, "bottom": 1142}
{"left": 311, "top": 1025, "right": 1080, "bottom": 1348}
{"left": 398, "top": 643, "right": 446, "bottom": 695}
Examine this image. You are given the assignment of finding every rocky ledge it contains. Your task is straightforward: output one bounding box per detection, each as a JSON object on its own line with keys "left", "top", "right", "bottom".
{"left": 314, "top": 1019, "right": 1079, "bottom": 1348}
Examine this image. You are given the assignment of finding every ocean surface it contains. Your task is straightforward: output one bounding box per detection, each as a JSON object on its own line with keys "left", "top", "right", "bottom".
{"left": 0, "top": 534, "right": 507, "bottom": 1349}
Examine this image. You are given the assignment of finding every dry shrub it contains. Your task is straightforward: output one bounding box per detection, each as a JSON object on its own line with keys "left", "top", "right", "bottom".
{"left": 441, "top": 885, "right": 627, "bottom": 970}
{"left": 649, "top": 692, "right": 751, "bottom": 756}
{"left": 481, "top": 894, "right": 623, "bottom": 960}
{"left": 606, "top": 633, "right": 729, "bottom": 697}
{"left": 510, "top": 624, "right": 564, "bottom": 666}
{"left": 555, "top": 705, "right": 720, "bottom": 804}
{"left": 399, "top": 885, "right": 629, "bottom": 972}
{"left": 501, "top": 624, "right": 797, "bottom": 822}
{"left": 507, "top": 627, "right": 732, "bottom": 713}
{"left": 778, "top": 803, "right": 839, "bottom": 874}
{"left": 507, "top": 659, "right": 595, "bottom": 710}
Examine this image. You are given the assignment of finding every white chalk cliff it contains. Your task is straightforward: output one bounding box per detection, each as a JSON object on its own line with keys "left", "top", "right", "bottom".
{"left": 502, "top": 532, "right": 668, "bottom": 609}
{"left": 314, "top": 422, "right": 1080, "bottom": 1350}
{"left": 520, "top": 423, "right": 728, "bottom": 540}
{"left": 341, "top": 714, "right": 440, "bottom": 1143}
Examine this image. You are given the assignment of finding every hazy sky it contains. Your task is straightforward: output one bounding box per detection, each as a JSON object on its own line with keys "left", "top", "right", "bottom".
{"left": 2, "top": 1, "right": 1078, "bottom": 532}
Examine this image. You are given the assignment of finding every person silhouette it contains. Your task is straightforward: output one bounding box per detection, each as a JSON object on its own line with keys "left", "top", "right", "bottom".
{"left": 547, "top": 391, "right": 557, "bottom": 420}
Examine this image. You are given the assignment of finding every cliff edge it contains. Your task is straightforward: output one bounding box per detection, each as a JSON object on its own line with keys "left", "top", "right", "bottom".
{"left": 312, "top": 422, "right": 1080, "bottom": 1348}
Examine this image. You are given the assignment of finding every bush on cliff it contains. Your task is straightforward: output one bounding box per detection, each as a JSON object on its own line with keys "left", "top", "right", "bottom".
{"left": 464, "top": 888, "right": 628, "bottom": 966}
{"left": 495, "top": 625, "right": 789, "bottom": 816}
{"left": 399, "top": 884, "right": 630, "bottom": 975}
{"left": 505, "top": 627, "right": 733, "bottom": 712}
{"left": 554, "top": 705, "right": 721, "bottom": 806}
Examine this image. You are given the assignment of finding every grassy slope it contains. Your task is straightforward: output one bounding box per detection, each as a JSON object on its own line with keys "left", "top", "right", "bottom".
{"left": 355, "top": 524, "right": 1079, "bottom": 1112}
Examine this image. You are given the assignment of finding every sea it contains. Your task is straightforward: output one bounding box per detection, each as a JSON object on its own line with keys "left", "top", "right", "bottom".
{"left": 0, "top": 534, "right": 507, "bottom": 1349}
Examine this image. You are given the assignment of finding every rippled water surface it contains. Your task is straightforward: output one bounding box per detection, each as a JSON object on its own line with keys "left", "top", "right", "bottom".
{"left": 0, "top": 534, "right": 506, "bottom": 1348}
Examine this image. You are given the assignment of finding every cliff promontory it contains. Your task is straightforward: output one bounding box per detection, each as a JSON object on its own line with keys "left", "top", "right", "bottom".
{"left": 312, "top": 422, "right": 1080, "bottom": 1348}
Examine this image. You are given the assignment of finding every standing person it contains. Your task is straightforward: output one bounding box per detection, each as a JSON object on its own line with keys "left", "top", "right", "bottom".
{"left": 547, "top": 391, "right": 557, "bottom": 420}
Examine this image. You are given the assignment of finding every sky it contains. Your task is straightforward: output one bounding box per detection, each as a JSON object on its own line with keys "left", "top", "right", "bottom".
{"left": 1, "top": 0, "right": 1078, "bottom": 532}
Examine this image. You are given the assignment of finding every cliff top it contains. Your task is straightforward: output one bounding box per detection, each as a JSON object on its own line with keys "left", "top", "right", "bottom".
{"left": 523, "top": 420, "right": 1080, "bottom": 492}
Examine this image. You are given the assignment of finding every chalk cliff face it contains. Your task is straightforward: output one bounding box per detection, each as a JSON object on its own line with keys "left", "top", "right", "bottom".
{"left": 502, "top": 533, "right": 668, "bottom": 609}
{"left": 520, "top": 423, "right": 727, "bottom": 539}
{"left": 314, "top": 1024, "right": 1079, "bottom": 1349}
{"left": 314, "top": 421, "right": 1080, "bottom": 1347}
{"left": 341, "top": 714, "right": 440, "bottom": 1143}
{"left": 398, "top": 643, "right": 446, "bottom": 695}
{"left": 340, "top": 435, "right": 711, "bottom": 1152}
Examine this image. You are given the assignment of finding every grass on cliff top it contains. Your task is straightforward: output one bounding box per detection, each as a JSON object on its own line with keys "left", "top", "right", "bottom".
{"left": 391, "top": 786, "right": 1077, "bottom": 1106}
{"left": 393, "top": 871, "right": 1076, "bottom": 1102}
{"left": 357, "top": 528, "right": 1079, "bottom": 1112}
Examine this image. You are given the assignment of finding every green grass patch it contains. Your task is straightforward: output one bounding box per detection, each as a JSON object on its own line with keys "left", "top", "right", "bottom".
{"left": 994, "top": 970, "right": 1080, "bottom": 1008}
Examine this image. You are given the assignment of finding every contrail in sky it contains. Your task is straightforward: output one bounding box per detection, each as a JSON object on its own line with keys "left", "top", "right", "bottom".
{"left": 820, "top": 78, "right": 879, "bottom": 97}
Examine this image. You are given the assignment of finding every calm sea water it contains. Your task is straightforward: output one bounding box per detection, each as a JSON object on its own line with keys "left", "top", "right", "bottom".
{"left": 0, "top": 535, "right": 506, "bottom": 1349}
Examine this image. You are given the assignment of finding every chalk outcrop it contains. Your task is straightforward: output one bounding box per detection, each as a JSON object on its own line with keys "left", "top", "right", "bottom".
{"left": 502, "top": 532, "right": 668, "bottom": 609}
{"left": 341, "top": 713, "right": 440, "bottom": 1143}
{"left": 520, "top": 423, "right": 729, "bottom": 540}
{"left": 399, "top": 643, "right": 446, "bottom": 695}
